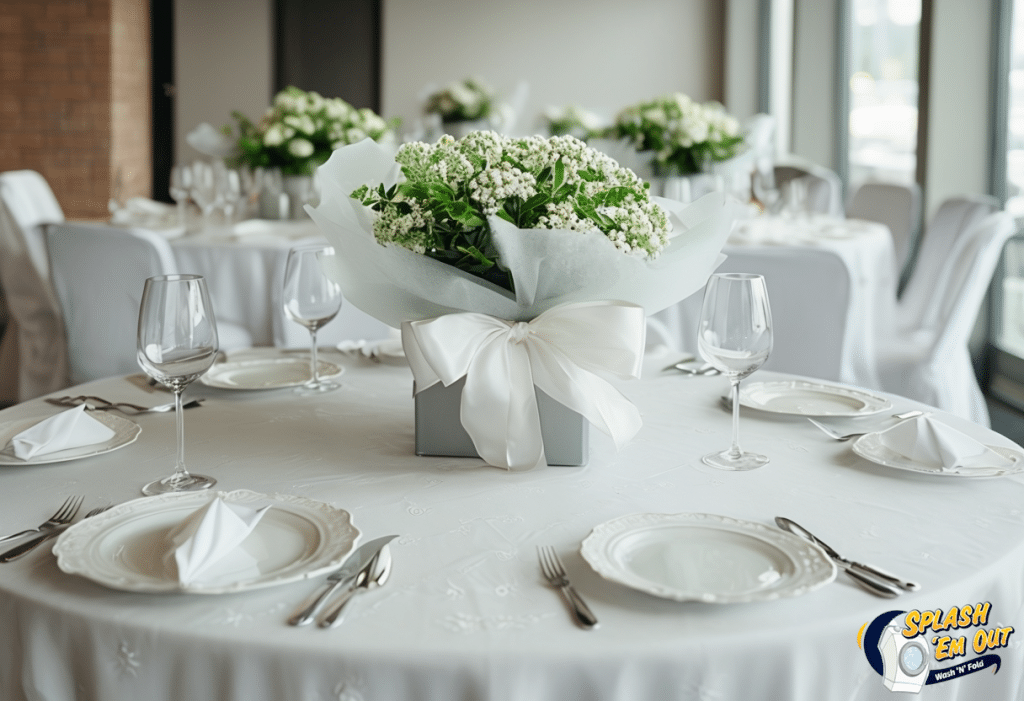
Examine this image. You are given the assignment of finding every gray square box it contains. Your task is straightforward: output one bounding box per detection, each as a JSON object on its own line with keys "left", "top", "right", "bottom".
{"left": 414, "top": 377, "right": 589, "bottom": 466}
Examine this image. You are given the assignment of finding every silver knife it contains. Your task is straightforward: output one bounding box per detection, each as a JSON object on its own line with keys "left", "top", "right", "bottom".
{"left": 287, "top": 534, "right": 399, "bottom": 626}
{"left": 775, "top": 517, "right": 919, "bottom": 593}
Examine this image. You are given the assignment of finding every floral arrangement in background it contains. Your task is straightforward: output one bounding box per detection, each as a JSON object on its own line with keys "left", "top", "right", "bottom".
{"left": 423, "top": 77, "right": 497, "bottom": 124}
{"left": 229, "top": 86, "right": 397, "bottom": 176}
{"left": 609, "top": 93, "right": 743, "bottom": 175}
{"left": 351, "top": 131, "right": 670, "bottom": 292}
{"left": 542, "top": 105, "right": 605, "bottom": 140}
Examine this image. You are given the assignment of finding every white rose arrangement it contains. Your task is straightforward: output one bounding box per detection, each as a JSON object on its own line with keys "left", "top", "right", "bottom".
{"left": 610, "top": 93, "right": 743, "bottom": 175}
{"left": 423, "top": 77, "right": 496, "bottom": 124}
{"left": 230, "top": 86, "right": 397, "bottom": 176}
{"left": 351, "top": 131, "right": 670, "bottom": 292}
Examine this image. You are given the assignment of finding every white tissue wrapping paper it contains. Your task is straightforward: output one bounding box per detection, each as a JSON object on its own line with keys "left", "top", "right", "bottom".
{"left": 307, "top": 138, "right": 740, "bottom": 327}
{"left": 10, "top": 405, "right": 116, "bottom": 460}
{"left": 165, "top": 498, "right": 271, "bottom": 586}
{"left": 878, "top": 416, "right": 1014, "bottom": 471}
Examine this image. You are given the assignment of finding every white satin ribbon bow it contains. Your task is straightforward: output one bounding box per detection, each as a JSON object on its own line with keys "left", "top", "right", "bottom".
{"left": 402, "top": 300, "right": 646, "bottom": 470}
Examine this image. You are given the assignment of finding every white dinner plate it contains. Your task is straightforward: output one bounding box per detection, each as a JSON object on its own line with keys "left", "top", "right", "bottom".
{"left": 580, "top": 513, "right": 836, "bottom": 603}
{"left": 0, "top": 413, "right": 141, "bottom": 466}
{"left": 200, "top": 357, "right": 343, "bottom": 390}
{"left": 852, "top": 432, "right": 1024, "bottom": 478}
{"left": 54, "top": 489, "right": 360, "bottom": 594}
{"left": 738, "top": 380, "right": 892, "bottom": 417}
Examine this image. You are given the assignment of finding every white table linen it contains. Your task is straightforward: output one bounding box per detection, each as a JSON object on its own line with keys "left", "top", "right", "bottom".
{"left": 0, "top": 351, "right": 1023, "bottom": 701}
{"left": 654, "top": 215, "right": 896, "bottom": 389}
{"left": 170, "top": 221, "right": 393, "bottom": 348}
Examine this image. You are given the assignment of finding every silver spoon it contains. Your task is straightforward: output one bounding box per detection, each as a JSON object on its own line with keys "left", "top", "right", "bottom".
{"left": 318, "top": 545, "right": 392, "bottom": 628}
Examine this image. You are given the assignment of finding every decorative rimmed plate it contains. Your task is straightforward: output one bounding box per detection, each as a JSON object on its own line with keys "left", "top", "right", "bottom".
{"left": 0, "top": 413, "right": 141, "bottom": 466}
{"left": 54, "top": 489, "right": 360, "bottom": 594}
{"left": 852, "top": 432, "right": 1024, "bottom": 478}
{"left": 738, "top": 380, "right": 892, "bottom": 417}
{"left": 200, "top": 357, "right": 343, "bottom": 390}
{"left": 580, "top": 513, "right": 836, "bottom": 603}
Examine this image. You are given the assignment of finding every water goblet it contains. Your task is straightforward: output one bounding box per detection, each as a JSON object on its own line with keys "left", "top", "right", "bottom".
{"left": 169, "top": 165, "right": 192, "bottom": 228}
{"left": 698, "top": 273, "right": 773, "bottom": 470}
{"left": 190, "top": 161, "right": 218, "bottom": 230}
{"left": 137, "top": 274, "right": 219, "bottom": 495}
{"left": 283, "top": 244, "right": 343, "bottom": 393}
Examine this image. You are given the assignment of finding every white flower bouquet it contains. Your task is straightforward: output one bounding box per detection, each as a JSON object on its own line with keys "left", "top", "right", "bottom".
{"left": 423, "top": 77, "right": 496, "bottom": 124}
{"left": 308, "top": 132, "right": 741, "bottom": 470}
{"left": 609, "top": 93, "right": 743, "bottom": 175}
{"left": 229, "top": 86, "right": 397, "bottom": 176}
{"left": 542, "top": 105, "right": 605, "bottom": 140}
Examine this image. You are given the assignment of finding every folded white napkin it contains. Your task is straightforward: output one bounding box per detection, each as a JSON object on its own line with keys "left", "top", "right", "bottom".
{"left": 164, "top": 498, "right": 270, "bottom": 586}
{"left": 878, "top": 415, "right": 1014, "bottom": 471}
{"left": 8, "top": 406, "right": 116, "bottom": 460}
{"left": 186, "top": 122, "right": 237, "bottom": 158}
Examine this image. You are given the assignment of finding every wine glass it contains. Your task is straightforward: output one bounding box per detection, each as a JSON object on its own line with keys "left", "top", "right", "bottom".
{"left": 189, "top": 161, "right": 218, "bottom": 230}
{"left": 697, "top": 273, "right": 773, "bottom": 470}
{"left": 169, "top": 165, "right": 192, "bottom": 228}
{"left": 137, "top": 274, "right": 219, "bottom": 495}
{"left": 283, "top": 244, "right": 343, "bottom": 393}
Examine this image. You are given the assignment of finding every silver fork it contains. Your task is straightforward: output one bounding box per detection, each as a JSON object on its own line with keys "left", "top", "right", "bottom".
{"left": 537, "top": 546, "right": 599, "bottom": 629}
{"left": 0, "top": 495, "right": 83, "bottom": 544}
{"left": 0, "top": 504, "right": 110, "bottom": 562}
{"left": 46, "top": 396, "right": 205, "bottom": 414}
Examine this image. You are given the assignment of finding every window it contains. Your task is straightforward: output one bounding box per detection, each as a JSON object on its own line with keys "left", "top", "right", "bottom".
{"left": 848, "top": 0, "right": 922, "bottom": 188}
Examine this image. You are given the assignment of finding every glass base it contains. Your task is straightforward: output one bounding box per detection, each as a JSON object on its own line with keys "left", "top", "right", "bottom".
{"left": 295, "top": 379, "right": 341, "bottom": 395}
{"left": 142, "top": 472, "right": 217, "bottom": 496}
{"left": 701, "top": 450, "right": 769, "bottom": 471}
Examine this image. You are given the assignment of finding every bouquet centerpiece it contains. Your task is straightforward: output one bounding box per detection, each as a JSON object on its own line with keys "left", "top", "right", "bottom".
{"left": 308, "top": 132, "right": 740, "bottom": 470}
{"left": 609, "top": 93, "right": 743, "bottom": 176}
{"left": 229, "top": 86, "right": 397, "bottom": 176}
{"left": 423, "top": 77, "right": 496, "bottom": 124}
{"left": 542, "top": 105, "right": 605, "bottom": 140}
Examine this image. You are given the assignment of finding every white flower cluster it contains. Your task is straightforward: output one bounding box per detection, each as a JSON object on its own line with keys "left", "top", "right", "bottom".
{"left": 613, "top": 93, "right": 742, "bottom": 174}
{"left": 542, "top": 104, "right": 605, "bottom": 138}
{"left": 365, "top": 131, "right": 670, "bottom": 261}
{"left": 233, "top": 86, "right": 394, "bottom": 175}
{"left": 424, "top": 77, "right": 496, "bottom": 123}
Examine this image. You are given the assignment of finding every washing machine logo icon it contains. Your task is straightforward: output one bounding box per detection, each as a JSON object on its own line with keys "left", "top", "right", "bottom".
{"left": 860, "top": 606, "right": 1010, "bottom": 694}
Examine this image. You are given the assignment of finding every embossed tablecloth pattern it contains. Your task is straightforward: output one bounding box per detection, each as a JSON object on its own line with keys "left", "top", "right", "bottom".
{"left": 0, "top": 354, "right": 1022, "bottom": 701}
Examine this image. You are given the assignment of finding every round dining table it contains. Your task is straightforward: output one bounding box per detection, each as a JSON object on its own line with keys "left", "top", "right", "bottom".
{"left": 0, "top": 349, "right": 1022, "bottom": 701}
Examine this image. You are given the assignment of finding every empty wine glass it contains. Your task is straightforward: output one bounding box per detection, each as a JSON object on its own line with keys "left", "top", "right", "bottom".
{"left": 283, "top": 244, "right": 343, "bottom": 393}
{"left": 190, "top": 161, "right": 218, "bottom": 230}
{"left": 169, "top": 165, "right": 192, "bottom": 228}
{"left": 698, "top": 273, "right": 773, "bottom": 470}
{"left": 137, "top": 274, "right": 219, "bottom": 495}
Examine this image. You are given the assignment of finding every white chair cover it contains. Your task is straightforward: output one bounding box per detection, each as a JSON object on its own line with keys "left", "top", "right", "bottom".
{"left": 846, "top": 181, "right": 922, "bottom": 276}
{"left": 0, "top": 170, "right": 69, "bottom": 401}
{"left": 653, "top": 247, "right": 851, "bottom": 381}
{"left": 46, "top": 222, "right": 253, "bottom": 385}
{"left": 877, "top": 211, "right": 1016, "bottom": 426}
{"left": 897, "top": 195, "right": 1000, "bottom": 333}
{"left": 773, "top": 158, "right": 844, "bottom": 217}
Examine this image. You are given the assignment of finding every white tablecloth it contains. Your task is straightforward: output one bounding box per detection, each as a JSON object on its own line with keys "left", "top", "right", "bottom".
{"left": 1, "top": 351, "right": 1022, "bottom": 701}
{"left": 654, "top": 215, "right": 896, "bottom": 388}
{"left": 170, "top": 220, "right": 393, "bottom": 347}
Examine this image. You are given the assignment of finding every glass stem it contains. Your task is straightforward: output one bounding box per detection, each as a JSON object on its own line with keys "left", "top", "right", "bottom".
{"left": 728, "top": 377, "right": 742, "bottom": 459}
{"left": 309, "top": 328, "right": 319, "bottom": 385}
{"left": 173, "top": 387, "right": 189, "bottom": 481}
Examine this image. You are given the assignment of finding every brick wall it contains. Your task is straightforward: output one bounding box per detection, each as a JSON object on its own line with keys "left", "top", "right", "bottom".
{"left": 0, "top": 0, "right": 151, "bottom": 220}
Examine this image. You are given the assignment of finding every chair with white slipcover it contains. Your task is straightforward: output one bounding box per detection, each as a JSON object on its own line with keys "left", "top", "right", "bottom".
{"left": 773, "top": 158, "right": 844, "bottom": 217}
{"left": 653, "top": 247, "right": 852, "bottom": 382}
{"left": 46, "top": 222, "right": 253, "bottom": 385}
{"left": 876, "top": 211, "right": 1016, "bottom": 426}
{"left": 846, "top": 181, "right": 922, "bottom": 283}
{"left": 0, "top": 170, "right": 70, "bottom": 401}
{"left": 895, "top": 195, "right": 1001, "bottom": 335}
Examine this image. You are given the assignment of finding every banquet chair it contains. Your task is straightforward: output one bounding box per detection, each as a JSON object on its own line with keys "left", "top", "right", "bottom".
{"left": 653, "top": 247, "right": 851, "bottom": 381}
{"left": 846, "top": 181, "right": 922, "bottom": 280}
{"left": 773, "top": 158, "right": 844, "bottom": 217}
{"left": 46, "top": 222, "right": 253, "bottom": 385}
{"left": 0, "top": 170, "right": 70, "bottom": 401}
{"left": 895, "top": 195, "right": 1001, "bottom": 334}
{"left": 876, "top": 211, "right": 1016, "bottom": 426}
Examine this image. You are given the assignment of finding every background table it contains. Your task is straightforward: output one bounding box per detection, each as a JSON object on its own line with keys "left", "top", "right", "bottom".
{"left": 0, "top": 353, "right": 1022, "bottom": 701}
{"left": 654, "top": 215, "right": 896, "bottom": 388}
{"left": 170, "top": 220, "right": 393, "bottom": 347}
